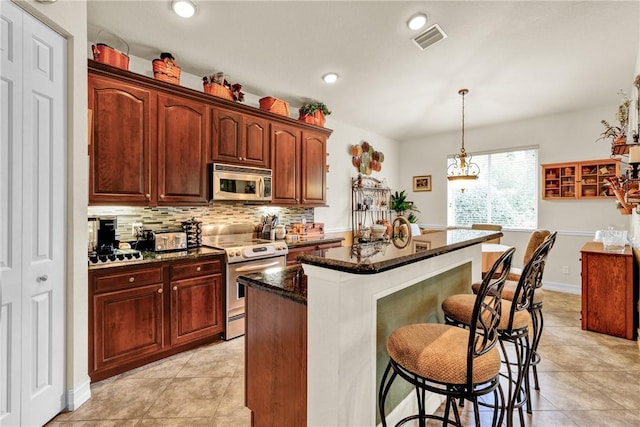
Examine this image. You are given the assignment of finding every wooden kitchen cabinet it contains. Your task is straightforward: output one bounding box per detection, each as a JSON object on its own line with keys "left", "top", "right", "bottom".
{"left": 89, "top": 66, "right": 208, "bottom": 206}
{"left": 542, "top": 159, "right": 619, "bottom": 200}
{"left": 211, "top": 107, "right": 270, "bottom": 168}
{"left": 88, "top": 74, "right": 155, "bottom": 204}
{"left": 89, "top": 255, "right": 224, "bottom": 382}
{"left": 89, "top": 59, "right": 332, "bottom": 207}
{"left": 170, "top": 260, "right": 224, "bottom": 346}
{"left": 580, "top": 242, "right": 638, "bottom": 340}
{"left": 157, "top": 93, "right": 209, "bottom": 205}
{"left": 90, "top": 266, "right": 165, "bottom": 379}
{"left": 271, "top": 123, "right": 327, "bottom": 206}
{"left": 300, "top": 130, "right": 327, "bottom": 205}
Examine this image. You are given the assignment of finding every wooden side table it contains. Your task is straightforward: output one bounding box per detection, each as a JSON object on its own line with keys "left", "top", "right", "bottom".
{"left": 580, "top": 242, "right": 638, "bottom": 340}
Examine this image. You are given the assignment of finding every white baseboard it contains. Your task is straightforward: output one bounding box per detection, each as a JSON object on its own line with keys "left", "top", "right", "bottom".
{"left": 543, "top": 280, "right": 581, "bottom": 295}
{"left": 66, "top": 379, "right": 91, "bottom": 411}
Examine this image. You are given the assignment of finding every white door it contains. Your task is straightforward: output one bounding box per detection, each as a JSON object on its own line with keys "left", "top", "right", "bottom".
{"left": 1, "top": 1, "right": 66, "bottom": 426}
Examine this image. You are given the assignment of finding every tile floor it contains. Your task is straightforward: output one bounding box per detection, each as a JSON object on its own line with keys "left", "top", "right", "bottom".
{"left": 47, "top": 290, "right": 640, "bottom": 426}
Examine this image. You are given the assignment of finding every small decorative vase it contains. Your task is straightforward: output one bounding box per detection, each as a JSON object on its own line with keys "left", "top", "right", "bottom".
{"left": 614, "top": 134, "right": 626, "bottom": 145}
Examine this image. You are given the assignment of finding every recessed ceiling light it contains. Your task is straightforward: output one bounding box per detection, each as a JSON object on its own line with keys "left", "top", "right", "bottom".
{"left": 407, "top": 13, "right": 428, "bottom": 31}
{"left": 322, "top": 73, "right": 339, "bottom": 84}
{"left": 172, "top": 0, "right": 197, "bottom": 18}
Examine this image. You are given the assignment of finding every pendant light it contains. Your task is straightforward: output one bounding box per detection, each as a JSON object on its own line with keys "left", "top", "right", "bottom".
{"left": 447, "top": 88, "right": 480, "bottom": 191}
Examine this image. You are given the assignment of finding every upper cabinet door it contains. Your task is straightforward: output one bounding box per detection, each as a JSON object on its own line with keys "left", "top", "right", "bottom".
{"left": 89, "top": 75, "right": 155, "bottom": 204}
{"left": 211, "top": 108, "right": 270, "bottom": 168}
{"left": 243, "top": 116, "right": 269, "bottom": 168}
{"left": 157, "top": 93, "right": 209, "bottom": 205}
{"left": 211, "top": 108, "right": 242, "bottom": 163}
{"left": 271, "top": 123, "right": 300, "bottom": 204}
{"left": 301, "top": 131, "right": 326, "bottom": 205}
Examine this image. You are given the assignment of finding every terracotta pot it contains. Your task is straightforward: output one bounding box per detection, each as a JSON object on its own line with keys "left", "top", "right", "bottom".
{"left": 313, "top": 111, "right": 326, "bottom": 127}
{"left": 299, "top": 114, "right": 316, "bottom": 125}
{"left": 614, "top": 134, "right": 626, "bottom": 145}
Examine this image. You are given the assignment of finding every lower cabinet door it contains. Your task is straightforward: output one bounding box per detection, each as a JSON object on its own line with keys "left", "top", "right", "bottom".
{"left": 171, "top": 273, "right": 224, "bottom": 346}
{"left": 93, "top": 284, "right": 164, "bottom": 372}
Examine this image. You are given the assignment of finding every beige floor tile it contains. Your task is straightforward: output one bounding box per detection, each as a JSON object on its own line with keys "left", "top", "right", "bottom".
{"left": 143, "top": 396, "right": 217, "bottom": 419}
{"left": 575, "top": 370, "right": 640, "bottom": 410}
{"left": 160, "top": 377, "right": 233, "bottom": 400}
{"left": 210, "top": 412, "right": 252, "bottom": 427}
{"left": 122, "top": 351, "right": 195, "bottom": 380}
{"left": 46, "top": 420, "right": 141, "bottom": 427}
{"left": 137, "top": 417, "right": 211, "bottom": 426}
{"left": 537, "top": 371, "right": 626, "bottom": 411}
{"left": 563, "top": 409, "right": 640, "bottom": 426}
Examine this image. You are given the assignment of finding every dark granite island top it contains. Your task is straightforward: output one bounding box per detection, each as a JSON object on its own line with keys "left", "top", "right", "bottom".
{"left": 299, "top": 229, "right": 502, "bottom": 274}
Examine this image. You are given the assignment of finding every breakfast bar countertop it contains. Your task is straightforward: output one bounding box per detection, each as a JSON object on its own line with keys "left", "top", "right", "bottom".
{"left": 298, "top": 228, "right": 502, "bottom": 274}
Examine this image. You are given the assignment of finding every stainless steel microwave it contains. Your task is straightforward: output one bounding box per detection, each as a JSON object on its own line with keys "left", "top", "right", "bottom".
{"left": 211, "top": 163, "right": 272, "bottom": 201}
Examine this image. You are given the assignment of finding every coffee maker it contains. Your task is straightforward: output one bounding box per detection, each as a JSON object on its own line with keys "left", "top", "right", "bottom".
{"left": 88, "top": 216, "right": 118, "bottom": 255}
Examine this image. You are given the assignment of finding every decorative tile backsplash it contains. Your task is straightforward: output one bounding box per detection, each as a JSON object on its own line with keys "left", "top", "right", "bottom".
{"left": 88, "top": 204, "right": 314, "bottom": 241}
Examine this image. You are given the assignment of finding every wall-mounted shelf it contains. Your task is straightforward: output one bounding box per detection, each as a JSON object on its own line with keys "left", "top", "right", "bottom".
{"left": 351, "top": 176, "right": 391, "bottom": 242}
{"left": 541, "top": 159, "right": 620, "bottom": 200}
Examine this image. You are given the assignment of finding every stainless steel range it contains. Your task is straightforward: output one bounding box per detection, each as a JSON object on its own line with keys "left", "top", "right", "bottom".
{"left": 202, "top": 223, "right": 288, "bottom": 340}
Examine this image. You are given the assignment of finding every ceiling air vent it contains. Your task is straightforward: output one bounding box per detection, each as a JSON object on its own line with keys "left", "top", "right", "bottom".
{"left": 412, "top": 23, "right": 447, "bottom": 50}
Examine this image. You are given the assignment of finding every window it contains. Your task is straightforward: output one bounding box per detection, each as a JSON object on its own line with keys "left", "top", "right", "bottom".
{"left": 447, "top": 147, "right": 538, "bottom": 229}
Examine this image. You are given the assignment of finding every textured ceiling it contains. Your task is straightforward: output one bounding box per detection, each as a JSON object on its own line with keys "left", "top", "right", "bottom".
{"left": 87, "top": 1, "right": 640, "bottom": 141}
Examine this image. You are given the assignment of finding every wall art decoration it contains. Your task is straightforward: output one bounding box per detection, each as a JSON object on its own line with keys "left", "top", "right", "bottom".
{"left": 413, "top": 175, "right": 432, "bottom": 192}
{"left": 349, "top": 141, "right": 384, "bottom": 175}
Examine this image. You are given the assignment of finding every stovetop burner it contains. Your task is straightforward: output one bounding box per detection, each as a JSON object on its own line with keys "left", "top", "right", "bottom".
{"left": 88, "top": 248, "right": 143, "bottom": 266}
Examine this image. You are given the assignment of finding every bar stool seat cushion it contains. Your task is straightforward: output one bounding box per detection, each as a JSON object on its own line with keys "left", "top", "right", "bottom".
{"left": 386, "top": 323, "right": 501, "bottom": 385}
{"left": 471, "top": 280, "right": 545, "bottom": 304}
{"left": 442, "top": 294, "right": 530, "bottom": 331}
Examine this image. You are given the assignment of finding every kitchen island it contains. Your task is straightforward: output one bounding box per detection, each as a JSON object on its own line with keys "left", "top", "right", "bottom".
{"left": 240, "top": 229, "right": 502, "bottom": 426}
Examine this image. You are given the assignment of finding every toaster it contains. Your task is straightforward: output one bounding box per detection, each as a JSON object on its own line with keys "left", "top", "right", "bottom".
{"left": 152, "top": 230, "right": 187, "bottom": 252}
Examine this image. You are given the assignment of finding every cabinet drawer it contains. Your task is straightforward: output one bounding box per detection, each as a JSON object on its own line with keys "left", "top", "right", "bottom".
{"left": 93, "top": 267, "right": 163, "bottom": 293}
{"left": 171, "top": 259, "right": 222, "bottom": 280}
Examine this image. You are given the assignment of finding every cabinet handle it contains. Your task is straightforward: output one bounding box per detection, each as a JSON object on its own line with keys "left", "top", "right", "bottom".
{"left": 38, "top": 275, "right": 48, "bottom": 282}
{"left": 157, "top": 287, "right": 163, "bottom": 294}
{"left": 129, "top": 277, "right": 135, "bottom": 283}
{"left": 196, "top": 266, "right": 201, "bottom": 271}
{"left": 173, "top": 286, "right": 178, "bottom": 291}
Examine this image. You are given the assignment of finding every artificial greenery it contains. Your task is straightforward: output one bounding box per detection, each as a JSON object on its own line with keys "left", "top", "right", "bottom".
{"left": 598, "top": 90, "right": 630, "bottom": 143}
{"left": 299, "top": 101, "right": 331, "bottom": 117}
{"left": 390, "top": 190, "right": 419, "bottom": 221}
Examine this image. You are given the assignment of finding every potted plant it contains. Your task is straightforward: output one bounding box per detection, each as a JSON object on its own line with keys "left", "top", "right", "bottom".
{"left": 298, "top": 101, "right": 331, "bottom": 127}
{"left": 598, "top": 90, "right": 630, "bottom": 145}
{"left": 390, "top": 190, "right": 420, "bottom": 223}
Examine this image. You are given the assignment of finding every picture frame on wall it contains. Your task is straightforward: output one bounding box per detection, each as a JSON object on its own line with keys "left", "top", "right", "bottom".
{"left": 413, "top": 175, "right": 432, "bottom": 192}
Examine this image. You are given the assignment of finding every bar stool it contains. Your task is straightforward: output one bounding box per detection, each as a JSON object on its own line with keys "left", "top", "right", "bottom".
{"left": 378, "top": 247, "right": 515, "bottom": 427}
{"left": 473, "top": 231, "right": 556, "bottom": 409}
{"left": 443, "top": 234, "right": 556, "bottom": 426}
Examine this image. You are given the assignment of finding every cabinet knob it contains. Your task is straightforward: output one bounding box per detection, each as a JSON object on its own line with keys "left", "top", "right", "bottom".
{"left": 145, "top": 194, "right": 151, "bottom": 199}
{"left": 173, "top": 286, "right": 178, "bottom": 291}
{"left": 160, "top": 194, "right": 165, "bottom": 199}
{"left": 196, "top": 266, "right": 201, "bottom": 271}
{"left": 238, "top": 156, "right": 242, "bottom": 160}
{"left": 157, "top": 287, "right": 163, "bottom": 294}
{"left": 129, "top": 277, "right": 135, "bottom": 283}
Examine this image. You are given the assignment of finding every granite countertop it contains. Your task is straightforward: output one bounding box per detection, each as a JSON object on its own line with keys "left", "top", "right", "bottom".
{"left": 299, "top": 229, "right": 502, "bottom": 274}
{"left": 88, "top": 246, "right": 226, "bottom": 271}
{"left": 285, "top": 233, "right": 345, "bottom": 249}
{"left": 239, "top": 229, "right": 502, "bottom": 304}
{"left": 239, "top": 264, "right": 307, "bottom": 305}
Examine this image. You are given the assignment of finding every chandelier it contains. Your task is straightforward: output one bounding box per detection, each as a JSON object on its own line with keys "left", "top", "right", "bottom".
{"left": 447, "top": 88, "right": 480, "bottom": 190}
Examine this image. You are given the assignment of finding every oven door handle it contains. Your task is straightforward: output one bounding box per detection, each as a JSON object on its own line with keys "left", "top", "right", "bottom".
{"left": 234, "top": 260, "right": 281, "bottom": 273}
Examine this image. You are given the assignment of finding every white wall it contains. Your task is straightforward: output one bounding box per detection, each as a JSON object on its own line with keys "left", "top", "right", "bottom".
{"left": 400, "top": 104, "right": 633, "bottom": 292}
{"left": 16, "top": 0, "right": 90, "bottom": 410}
